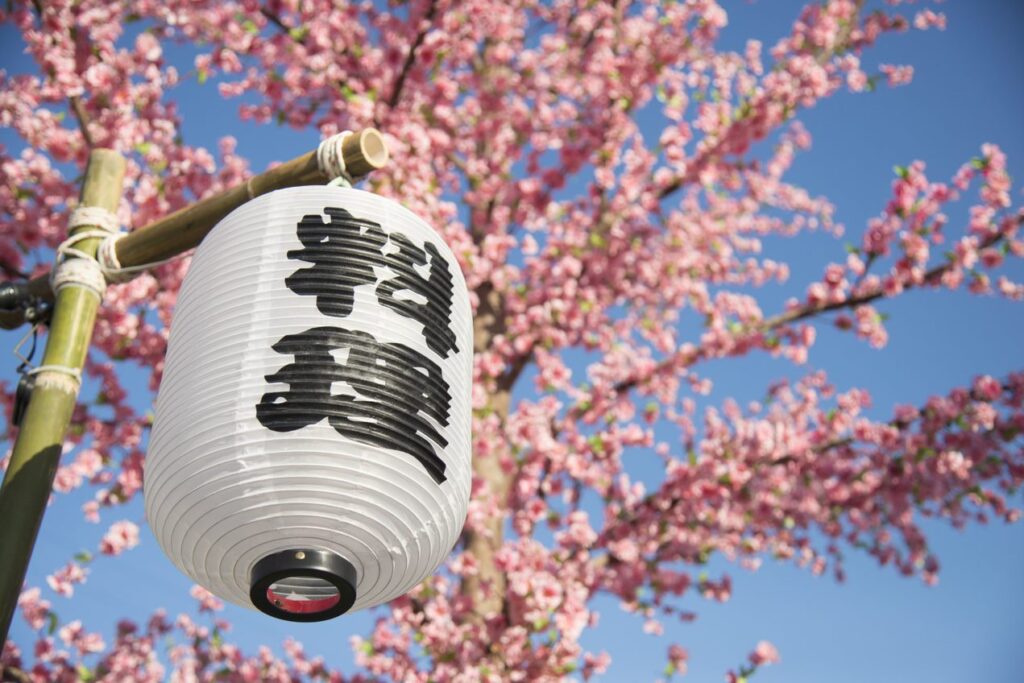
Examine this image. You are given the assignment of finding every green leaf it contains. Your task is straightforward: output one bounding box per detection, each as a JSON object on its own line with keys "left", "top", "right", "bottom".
{"left": 893, "top": 165, "right": 909, "bottom": 179}
{"left": 77, "top": 665, "right": 95, "bottom": 682}
{"left": 289, "top": 26, "right": 309, "bottom": 42}
{"left": 340, "top": 84, "right": 358, "bottom": 102}
{"left": 73, "top": 551, "right": 93, "bottom": 564}
{"left": 914, "top": 447, "right": 936, "bottom": 462}
{"left": 47, "top": 611, "right": 59, "bottom": 635}
{"left": 197, "top": 68, "right": 208, "bottom": 85}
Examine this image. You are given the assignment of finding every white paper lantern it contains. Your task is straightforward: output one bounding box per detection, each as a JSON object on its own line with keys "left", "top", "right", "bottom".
{"left": 145, "top": 187, "right": 473, "bottom": 621}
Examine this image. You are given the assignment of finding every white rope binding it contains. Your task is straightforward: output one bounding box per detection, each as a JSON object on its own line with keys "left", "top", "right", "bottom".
{"left": 97, "top": 235, "right": 179, "bottom": 282}
{"left": 28, "top": 364, "right": 82, "bottom": 383}
{"left": 51, "top": 206, "right": 122, "bottom": 296}
{"left": 68, "top": 206, "right": 119, "bottom": 233}
{"left": 317, "top": 130, "right": 354, "bottom": 188}
{"left": 56, "top": 204, "right": 175, "bottom": 286}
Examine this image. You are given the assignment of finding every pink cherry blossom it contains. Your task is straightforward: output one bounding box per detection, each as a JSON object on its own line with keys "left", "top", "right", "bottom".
{"left": 749, "top": 640, "right": 780, "bottom": 666}
{"left": 99, "top": 520, "right": 140, "bottom": 556}
{"left": 46, "top": 561, "right": 88, "bottom": 598}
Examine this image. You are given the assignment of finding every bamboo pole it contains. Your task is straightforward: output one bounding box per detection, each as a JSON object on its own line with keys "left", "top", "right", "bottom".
{"left": 13, "top": 128, "right": 388, "bottom": 307}
{"left": 0, "top": 149, "right": 126, "bottom": 641}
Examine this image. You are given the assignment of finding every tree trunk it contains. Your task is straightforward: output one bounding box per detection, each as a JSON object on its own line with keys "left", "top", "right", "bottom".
{"left": 462, "top": 284, "right": 513, "bottom": 620}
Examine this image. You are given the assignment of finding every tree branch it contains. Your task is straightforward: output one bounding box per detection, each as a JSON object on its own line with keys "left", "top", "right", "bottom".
{"left": 69, "top": 95, "right": 94, "bottom": 149}
{"left": 606, "top": 227, "right": 1012, "bottom": 399}
{"left": 259, "top": 6, "right": 306, "bottom": 44}
{"left": 590, "top": 378, "right": 1017, "bottom": 577}
{"left": 30, "top": 0, "right": 94, "bottom": 149}
{"left": 0, "top": 664, "right": 33, "bottom": 683}
{"left": 386, "top": 0, "right": 438, "bottom": 110}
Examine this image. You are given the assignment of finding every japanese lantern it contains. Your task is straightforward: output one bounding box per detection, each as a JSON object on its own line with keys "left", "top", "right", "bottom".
{"left": 145, "top": 186, "right": 473, "bottom": 622}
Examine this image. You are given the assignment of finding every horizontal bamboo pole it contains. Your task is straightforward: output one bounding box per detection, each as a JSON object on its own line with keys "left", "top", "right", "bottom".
{"left": 20, "top": 128, "right": 388, "bottom": 305}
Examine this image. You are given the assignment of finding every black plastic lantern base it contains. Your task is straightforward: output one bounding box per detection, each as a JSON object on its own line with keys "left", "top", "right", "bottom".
{"left": 250, "top": 549, "right": 357, "bottom": 622}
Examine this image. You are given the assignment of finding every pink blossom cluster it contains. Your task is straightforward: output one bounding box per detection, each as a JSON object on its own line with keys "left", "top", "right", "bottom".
{"left": 3, "top": 586, "right": 357, "bottom": 682}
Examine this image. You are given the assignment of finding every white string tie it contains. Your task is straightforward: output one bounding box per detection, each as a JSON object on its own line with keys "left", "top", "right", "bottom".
{"left": 51, "top": 227, "right": 114, "bottom": 296}
{"left": 96, "top": 233, "right": 179, "bottom": 283}
{"left": 68, "top": 206, "right": 119, "bottom": 233}
{"left": 27, "top": 364, "right": 82, "bottom": 384}
{"left": 98, "top": 233, "right": 133, "bottom": 283}
{"left": 53, "top": 206, "right": 121, "bottom": 294}
{"left": 317, "top": 131, "right": 354, "bottom": 187}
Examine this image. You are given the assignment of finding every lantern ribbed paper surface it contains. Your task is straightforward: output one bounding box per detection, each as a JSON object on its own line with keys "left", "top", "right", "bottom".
{"left": 145, "top": 187, "right": 472, "bottom": 619}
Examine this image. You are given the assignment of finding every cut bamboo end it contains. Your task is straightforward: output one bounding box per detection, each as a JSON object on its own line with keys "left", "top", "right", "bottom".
{"left": 342, "top": 128, "right": 389, "bottom": 178}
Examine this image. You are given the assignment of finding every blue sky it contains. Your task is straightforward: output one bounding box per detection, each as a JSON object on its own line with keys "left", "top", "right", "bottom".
{"left": 2, "top": 1, "right": 1023, "bottom": 681}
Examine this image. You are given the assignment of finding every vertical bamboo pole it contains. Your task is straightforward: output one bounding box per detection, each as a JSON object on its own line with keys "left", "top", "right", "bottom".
{"left": 0, "top": 149, "right": 125, "bottom": 641}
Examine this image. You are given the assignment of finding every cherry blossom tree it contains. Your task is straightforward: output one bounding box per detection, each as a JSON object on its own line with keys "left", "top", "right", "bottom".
{"left": 2, "top": 0, "right": 1022, "bottom": 680}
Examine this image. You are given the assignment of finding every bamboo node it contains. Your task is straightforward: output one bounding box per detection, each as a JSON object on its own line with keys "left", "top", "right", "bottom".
{"left": 28, "top": 365, "right": 82, "bottom": 391}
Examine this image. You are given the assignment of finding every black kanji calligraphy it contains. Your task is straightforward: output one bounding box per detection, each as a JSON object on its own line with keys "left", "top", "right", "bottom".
{"left": 375, "top": 232, "right": 458, "bottom": 357}
{"left": 284, "top": 206, "right": 458, "bottom": 358}
{"left": 256, "top": 326, "right": 450, "bottom": 484}
{"left": 285, "top": 207, "right": 388, "bottom": 318}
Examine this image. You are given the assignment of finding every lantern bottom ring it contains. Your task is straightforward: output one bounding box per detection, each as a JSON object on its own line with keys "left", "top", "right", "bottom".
{"left": 249, "top": 548, "right": 357, "bottom": 622}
